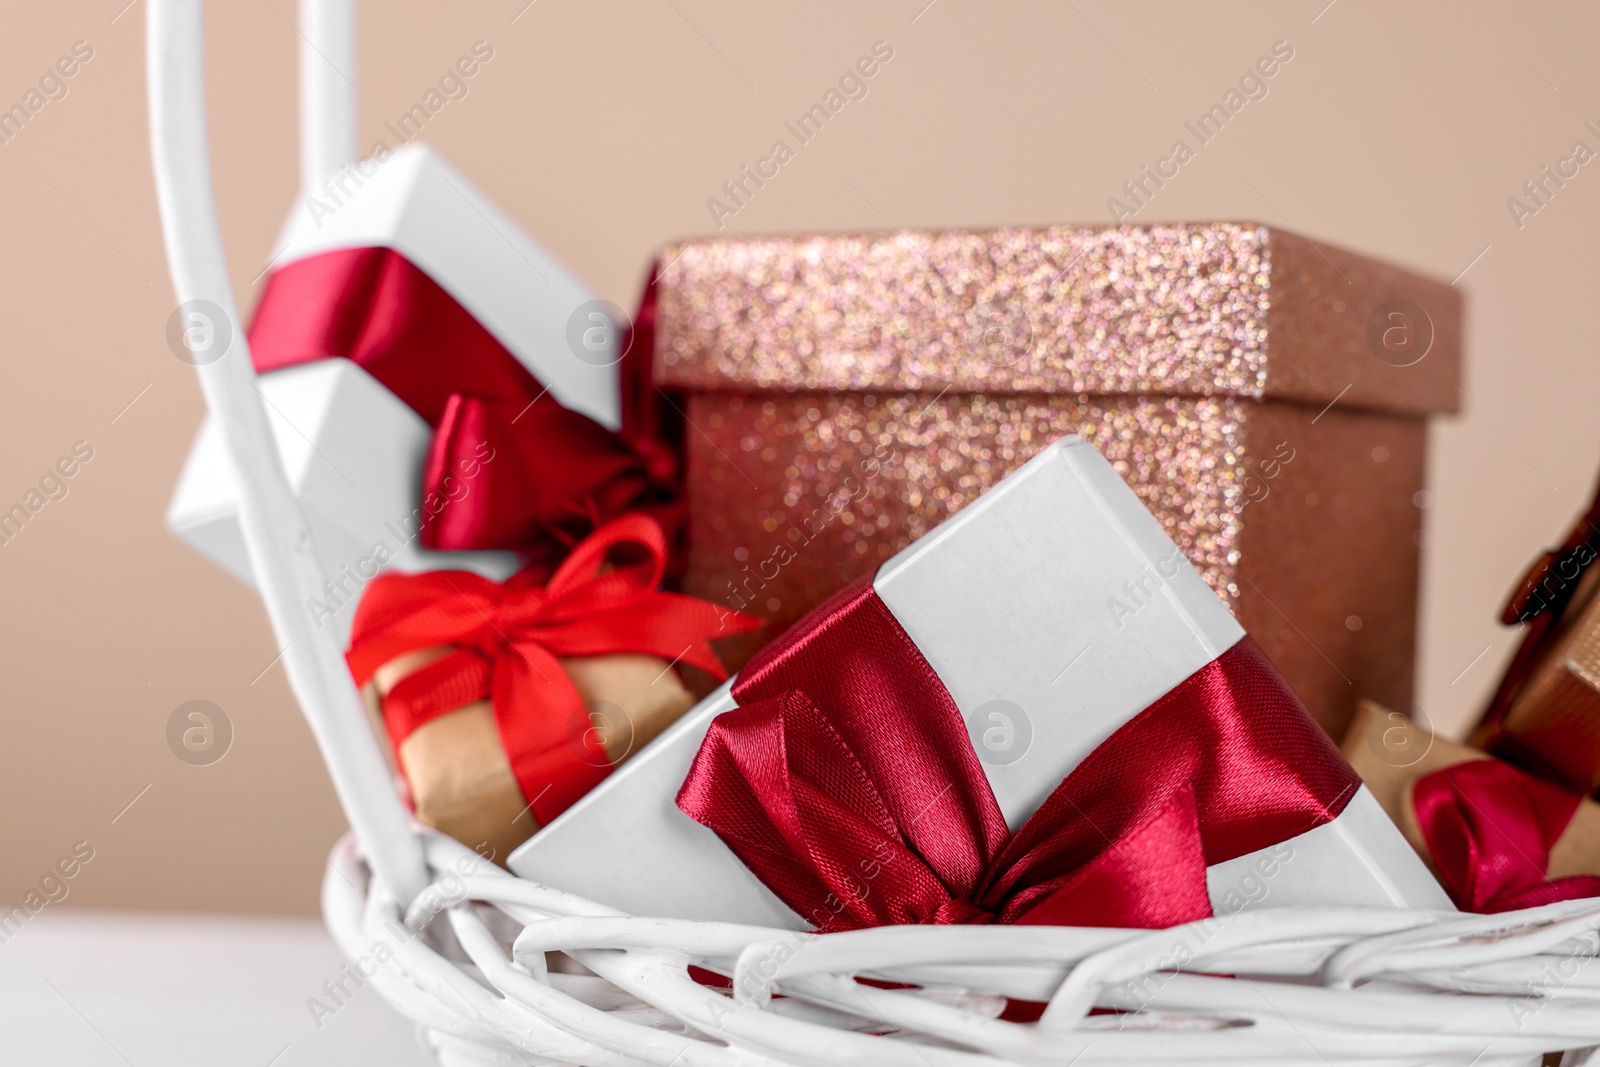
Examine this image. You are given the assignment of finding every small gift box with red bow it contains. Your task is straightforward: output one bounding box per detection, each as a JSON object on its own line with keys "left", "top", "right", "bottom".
{"left": 1344, "top": 701, "right": 1600, "bottom": 913}
{"left": 510, "top": 436, "right": 1450, "bottom": 928}
{"left": 168, "top": 144, "right": 637, "bottom": 641}
{"left": 347, "top": 514, "right": 756, "bottom": 861}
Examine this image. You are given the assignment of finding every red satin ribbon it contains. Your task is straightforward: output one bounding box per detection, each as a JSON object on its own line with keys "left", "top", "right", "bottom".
{"left": 249, "top": 246, "right": 681, "bottom": 571}
{"left": 677, "top": 583, "right": 1359, "bottom": 932}
{"left": 347, "top": 515, "right": 756, "bottom": 826}
{"left": 1413, "top": 758, "right": 1600, "bottom": 913}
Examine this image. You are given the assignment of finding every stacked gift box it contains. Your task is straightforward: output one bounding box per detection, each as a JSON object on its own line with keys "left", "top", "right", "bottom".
{"left": 169, "top": 143, "right": 1600, "bottom": 935}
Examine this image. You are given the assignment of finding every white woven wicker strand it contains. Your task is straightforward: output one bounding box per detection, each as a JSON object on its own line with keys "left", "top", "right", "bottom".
{"left": 319, "top": 829, "right": 1600, "bottom": 1067}
{"left": 145, "top": 2, "right": 1600, "bottom": 1064}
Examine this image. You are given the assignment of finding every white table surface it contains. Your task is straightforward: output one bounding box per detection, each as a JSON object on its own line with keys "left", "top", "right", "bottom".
{"left": 0, "top": 909, "right": 437, "bottom": 1066}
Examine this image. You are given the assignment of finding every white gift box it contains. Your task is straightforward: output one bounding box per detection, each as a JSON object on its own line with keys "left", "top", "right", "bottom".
{"left": 168, "top": 143, "right": 617, "bottom": 635}
{"left": 509, "top": 435, "right": 1452, "bottom": 925}
{"left": 166, "top": 359, "right": 519, "bottom": 644}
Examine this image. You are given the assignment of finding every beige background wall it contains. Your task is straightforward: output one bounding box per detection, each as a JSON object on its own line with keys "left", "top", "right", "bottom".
{"left": 2, "top": 0, "right": 1597, "bottom": 916}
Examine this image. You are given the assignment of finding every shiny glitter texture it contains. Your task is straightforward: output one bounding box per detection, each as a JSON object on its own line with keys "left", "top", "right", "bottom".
{"left": 682, "top": 391, "right": 1242, "bottom": 647}
{"left": 651, "top": 224, "right": 1461, "bottom": 738}
{"left": 658, "top": 226, "right": 1273, "bottom": 396}
{"left": 655, "top": 224, "right": 1461, "bottom": 415}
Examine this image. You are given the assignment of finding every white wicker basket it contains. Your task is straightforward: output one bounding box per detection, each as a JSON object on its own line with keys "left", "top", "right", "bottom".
{"left": 146, "top": 3, "right": 1600, "bottom": 1063}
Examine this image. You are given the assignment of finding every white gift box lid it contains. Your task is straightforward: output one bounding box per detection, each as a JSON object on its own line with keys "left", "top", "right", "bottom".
{"left": 509, "top": 435, "right": 1452, "bottom": 923}
{"left": 168, "top": 145, "right": 618, "bottom": 628}
{"left": 269, "top": 142, "right": 618, "bottom": 430}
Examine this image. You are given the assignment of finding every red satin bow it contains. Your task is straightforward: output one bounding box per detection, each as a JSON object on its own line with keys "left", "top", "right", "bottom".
{"left": 1413, "top": 758, "right": 1600, "bottom": 913}
{"left": 347, "top": 515, "right": 756, "bottom": 826}
{"left": 249, "top": 246, "right": 680, "bottom": 570}
{"left": 677, "top": 583, "right": 1359, "bottom": 932}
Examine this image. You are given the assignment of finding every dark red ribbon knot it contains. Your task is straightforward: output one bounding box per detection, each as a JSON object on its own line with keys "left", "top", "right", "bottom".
{"left": 347, "top": 515, "right": 756, "bottom": 826}
{"left": 249, "top": 246, "right": 680, "bottom": 570}
{"left": 677, "top": 583, "right": 1359, "bottom": 932}
{"left": 1413, "top": 757, "right": 1600, "bottom": 913}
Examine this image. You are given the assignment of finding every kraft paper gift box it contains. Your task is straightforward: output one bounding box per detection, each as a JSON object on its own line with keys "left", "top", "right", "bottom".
{"left": 1471, "top": 476, "right": 1600, "bottom": 793}
{"left": 1344, "top": 701, "right": 1600, "bottom": 912}
{"left": 1489, "top": 565, "right": 1600, "bottom": 792}
{"left": 167, "top": 143, "right": 616, "bottom": 643}
{"left": 641, "top": 223, "right": 1462, "bottom": 740}
{"left": 372, "top": 646, "right": 696, "bottom": 865}
{"left": 348, "top": 515, "right": 754, "bottom": 863}
{"left": 509, "top": 436, "right": 1451, "bottom": 927}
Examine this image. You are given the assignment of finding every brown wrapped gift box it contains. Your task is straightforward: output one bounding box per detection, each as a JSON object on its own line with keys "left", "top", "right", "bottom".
{"left": 1480, "top": 563, "right": 1600, "bottom": 792}
{"left": 648, "top": 223, "right": 1461, "bottom": 738}
{"left": 1342, "top": 701, "right": 1600, "bottom": 881}
{"left": 371, "top": 650, "right": 694, "bottom": 862}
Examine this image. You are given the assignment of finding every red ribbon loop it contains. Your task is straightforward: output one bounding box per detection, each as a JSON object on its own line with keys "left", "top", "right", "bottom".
{"left": 677, "top": 583, "right": 1359, "bottom": 932}
{"left": 348, "top": 515, "right": 756, "bottom": 826}
{"left": 249, "top": 246, "right": 681, "bottom": 568}
{"left": 1413, "top": 758, "right": 1600, "bottom": 913}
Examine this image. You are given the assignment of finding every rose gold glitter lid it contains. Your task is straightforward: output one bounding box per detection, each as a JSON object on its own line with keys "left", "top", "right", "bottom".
{"left": 652, "top": 223, "right": 1460, "bottom": 416}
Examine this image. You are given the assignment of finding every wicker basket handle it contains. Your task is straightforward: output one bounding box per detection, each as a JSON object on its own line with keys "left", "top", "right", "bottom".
{"left": 146, "top": 0, "right": 428, "bottom": 903}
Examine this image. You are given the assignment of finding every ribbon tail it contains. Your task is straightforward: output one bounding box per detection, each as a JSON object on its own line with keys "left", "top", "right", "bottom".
{"left": 492, "top": 641, "right": 611, "bottom": 827}
{"left": 1004, "top": 781, "right": 1214, "bottom": 928}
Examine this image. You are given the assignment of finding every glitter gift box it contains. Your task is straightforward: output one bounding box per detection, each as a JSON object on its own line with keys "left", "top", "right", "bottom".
{"left": 644, "top": 223, "right": 1461, "bottom": 738}
{"left": 509, "top": 437, "right": 1449, "bottom": 924}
